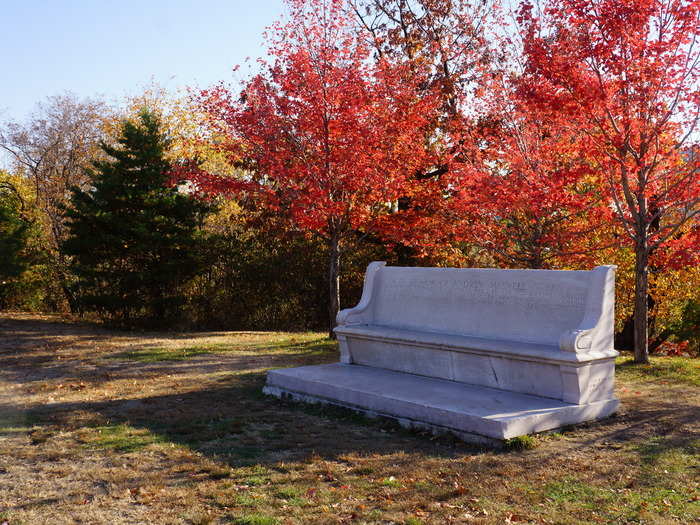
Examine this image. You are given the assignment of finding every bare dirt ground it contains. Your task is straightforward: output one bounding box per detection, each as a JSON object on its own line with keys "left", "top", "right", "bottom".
{"left": 0, "top": 312, "right": 698, "bottom": 525}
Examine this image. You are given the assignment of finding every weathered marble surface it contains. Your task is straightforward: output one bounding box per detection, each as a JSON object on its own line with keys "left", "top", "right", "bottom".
{"left": 337, "top": 262, "right": 616, "bottom": 355}
{"left": 264, "top": 364, "right": 619, "bottom": 441}
{"left": 264, "top": 263, "right": 620, "bottom": 443}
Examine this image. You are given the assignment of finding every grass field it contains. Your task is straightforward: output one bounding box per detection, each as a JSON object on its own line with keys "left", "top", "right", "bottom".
{"left": 0, "top": 312, "right": 698, "bottom": 524}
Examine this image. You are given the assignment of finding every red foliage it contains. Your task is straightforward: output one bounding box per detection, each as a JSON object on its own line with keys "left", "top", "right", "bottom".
{"left": 657, "top": 340, "right": 691, "bottom": 357}
{"left": 452, "top": 89, "right": 613, "bottom": 269}
{"left": 518, "top": 0, "right": 700, "bottom": 262}
{"left": 518, "top": 0, "right": 700, "bottom": 360}
{"left": 185, "top": 0, "right": 443, "bottom": 333}
{"left": 192, "top": 0, "right": 439, "bottom": 244}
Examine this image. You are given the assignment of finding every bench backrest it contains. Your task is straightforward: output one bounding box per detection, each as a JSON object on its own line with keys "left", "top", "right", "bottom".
{"left": 368, "top": 266, "right": 593, "bottom": 347}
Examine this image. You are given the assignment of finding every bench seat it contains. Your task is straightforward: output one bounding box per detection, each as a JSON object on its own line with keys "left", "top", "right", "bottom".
{"left": 335, "top": 324, "right": 618, "bottom": 365}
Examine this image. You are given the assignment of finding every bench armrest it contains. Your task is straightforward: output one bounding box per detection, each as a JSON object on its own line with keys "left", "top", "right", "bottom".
{"left": 559, "top": 265, "right": 616, "bottom": 353}
{"left": 336, "top": 261, "right": 386, "bottom": 327}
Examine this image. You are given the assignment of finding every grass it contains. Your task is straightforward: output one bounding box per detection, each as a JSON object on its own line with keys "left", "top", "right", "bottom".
{"left": 0, "top": 418, "right": 33, "bottom": 437}
{"left": 82, "top": 423, "right": 168, "bottom": 452}
{"left": 616, "top": 355, "right": 700, "bottom": 386}
{"left": 537, "top": 469, "right": 699, "bottom": 523}
{"left": 380, "top": 476, "right": 402, "bottom": 487}
{"left": 112, "top": 345, "right": 215, "bottom": 362}
{"left": 110, "top": 336, "right": 337, "bottom": 363}
{"left": 504, "top": 434, "right": 539, "bottom": 450}
{"left": 635, "top": 435, "right": 700, "bottom": 471}
{"left": 0, "top": 312, "right": 698, "bottom": 524}
{"left": 229, "top": 514, "right": 279, "bottom": 525}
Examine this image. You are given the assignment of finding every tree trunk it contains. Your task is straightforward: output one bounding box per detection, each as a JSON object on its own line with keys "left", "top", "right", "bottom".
{"left": 633, "top": 244, "right": 650, "bottom": 364}
{"left": 55, "top": 260, "right": 80, "bottom": 314}
{"left": 60, "top": 281, "right": 79, "bottom": 314}
{"left": 328, "top": 236, "right": 341, "bottom": 339}
{"left": 614, "top": 315, "right": 635, "bottom": 351}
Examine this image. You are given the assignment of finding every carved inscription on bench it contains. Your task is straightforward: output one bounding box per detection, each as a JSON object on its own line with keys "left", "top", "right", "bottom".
{"left": 370, "top": 269, "right": 591, "bottom": 345}
{"left": 383, "top": 276, "right": 586, "bottom": 309}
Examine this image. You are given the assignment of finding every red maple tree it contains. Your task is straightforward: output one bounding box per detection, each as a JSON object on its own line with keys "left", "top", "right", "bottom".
{"left": 453, "top": 87, "right": 612, "bottom": 269}
{"left": 519, "top": 0, "right": 700, "bottom": 362}
{"left": 370, "top": 55, "right": 614, "bottom": 271}
{"left": 190, "top": 0, "right": 438, "bottom": 336}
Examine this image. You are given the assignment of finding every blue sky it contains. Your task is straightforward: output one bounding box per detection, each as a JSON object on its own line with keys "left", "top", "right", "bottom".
{"left": 1, "top": 0, "right": 286, "bottom": 121}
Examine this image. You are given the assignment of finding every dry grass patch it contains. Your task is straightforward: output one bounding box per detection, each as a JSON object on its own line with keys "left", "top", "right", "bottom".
{"left": 0, "top": 313, "right": 698, "bottom": 524}
{"left": 616, "top": 355, "right": 700, "bottom": 387}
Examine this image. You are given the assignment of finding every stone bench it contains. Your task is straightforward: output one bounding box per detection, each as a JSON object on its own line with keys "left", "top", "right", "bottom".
{"left": 264, "top": 262, "right": 620, "bottom": 444}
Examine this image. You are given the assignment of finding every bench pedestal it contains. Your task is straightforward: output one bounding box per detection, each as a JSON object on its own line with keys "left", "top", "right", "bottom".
{"left": 264, "top": 363, "right": 619, "bottom": 445}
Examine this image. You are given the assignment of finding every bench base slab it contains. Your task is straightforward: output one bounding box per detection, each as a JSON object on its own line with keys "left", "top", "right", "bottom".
{"left": 264, "top": 364, "right": 618, "bottom": 443}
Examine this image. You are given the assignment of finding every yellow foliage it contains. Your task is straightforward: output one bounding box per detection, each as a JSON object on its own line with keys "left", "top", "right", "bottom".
{"left": 652, "top": 265, "right": 700, "bottom": 333}
{"left": 598, "top": 245, "right": 636, "bottom": 333}
{"left": 592, "top": 242, "right": 699, "bottom": 338}
{"left": 107, "top": 81, "right": 238, "bottom": 177}
{"left": 0, "top": 170, "right": 39, "bottom": 218}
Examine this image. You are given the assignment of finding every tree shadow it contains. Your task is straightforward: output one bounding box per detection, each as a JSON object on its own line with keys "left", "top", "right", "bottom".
{"left": 9, "top": 370, "right": 493, "bottom": 469}
{"left": 2, "top": 313, "right": 697, "bottom": 490}
{"left": 0, "top": 314, "right": 321, "bottom": 352}
{"left": 13, "top": 365, "right": 698, "bottom": 475}
{"left": 0, "top": 313, "right": 335, "bottom": 387}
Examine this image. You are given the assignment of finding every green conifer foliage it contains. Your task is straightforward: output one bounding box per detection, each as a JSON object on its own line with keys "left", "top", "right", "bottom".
{"left": 62, "top": 110, "right": 209, "bottom": 325}
{"left": 0, "top": 183, "right": 31, "bottom": 301}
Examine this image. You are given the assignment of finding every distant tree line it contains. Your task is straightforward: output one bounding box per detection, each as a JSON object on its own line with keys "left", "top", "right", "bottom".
{"left": 0, "top": 96, "right": 399, "bottom": 331}
{"left": 0, "top": 0, "right": 698, "bottom": 363}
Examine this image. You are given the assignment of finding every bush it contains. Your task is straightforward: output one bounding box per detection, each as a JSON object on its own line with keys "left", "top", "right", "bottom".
{"left": 181, "top": 204, "right": 400, "bottom": 331}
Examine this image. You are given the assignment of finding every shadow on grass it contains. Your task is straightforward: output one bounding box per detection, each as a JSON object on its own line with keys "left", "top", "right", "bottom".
{"left": 109, "top": 339, "right": 337, "bottom": 363}
{"left": 0, "top": 313, "right": 336, "bottom": 385}
{"left": 11, "top": 369, "right": 484, "bottom": 470}
{"left": 10, "top": 365, "right": 700, "bottom": 478}
{"left": 2, "top": 313, "right": 699, "bottom": 478}
{"left": 634, "top": 433, "right": 700, "bottom": 469}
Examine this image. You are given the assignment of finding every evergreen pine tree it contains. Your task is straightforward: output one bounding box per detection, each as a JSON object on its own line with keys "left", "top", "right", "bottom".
{"left": 0, "top": 183, "right": 31, "bottom": 302}
{"left": 62, "top": 109, "right": 209, "bottom": 324}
